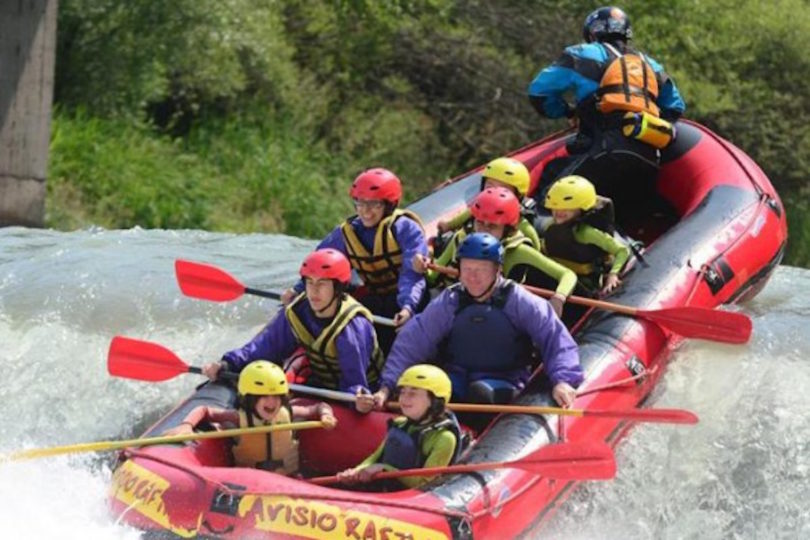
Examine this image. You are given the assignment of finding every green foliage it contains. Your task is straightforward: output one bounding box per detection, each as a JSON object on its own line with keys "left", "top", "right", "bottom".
{"left": 50, "top": 0, "right": 810, "bottom": 266}
{"left": 47, "top": 110, "right": 353, "bottom": 236}
{"left": 47, "top": 110, "right": 214, "bottom": 229}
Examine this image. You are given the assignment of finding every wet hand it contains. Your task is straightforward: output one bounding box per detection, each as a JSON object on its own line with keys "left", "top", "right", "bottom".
{"left": 552, "top": 382, "right": 577, "bottom": 408}
{"left": 393, "top": 307, "right": 412, "bottom": 328}
{"left": 202, "top": 361, "right": 224, "bottom": 381}
{"left": 356, "top": 464, "right": 385, "bottom": 483}
{"left": 412, "top": 254, "right": 429, "bottom": 274}
{"left": 600, "top": 274, "right": 621, "bottom": 296}
{"left": 320, "top": 413, "right": 338, "bottom": 430}
{"left": 336, "top": 467, "right": 361, "bottom": 484}
{"left": 436, "top": 220, "right": 450, "bottom": 234}
{"left": 356, "top": 387, "right": 390, "bottom": 413}
{"left": 355, "top": 389, "right": 376, "bottom": 414}
{"left": 280, "top": 288, "right": 297, "bottom": 305}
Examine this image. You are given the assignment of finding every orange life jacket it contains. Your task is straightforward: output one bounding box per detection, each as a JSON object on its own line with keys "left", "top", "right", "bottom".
{"left": 232, "top": 407, "right": 298, "bottom": 474}
{"left": 596, "top": 43, "right": 660, "bottom": 117}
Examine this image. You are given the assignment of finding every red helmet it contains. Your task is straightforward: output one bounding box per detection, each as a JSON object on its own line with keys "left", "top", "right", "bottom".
{"left": 469, "top": 187, "right": 520, "bottom": 227}
{"left": 349, "top": 168, "right": 402, "bottom": 204}
{"left": 299, "top": 249, "right": 352, "bottom": 284}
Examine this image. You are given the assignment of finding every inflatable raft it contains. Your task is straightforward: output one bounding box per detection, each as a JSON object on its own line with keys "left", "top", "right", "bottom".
{"left": 108, "top": 121, "right": 787, "bottom": 539}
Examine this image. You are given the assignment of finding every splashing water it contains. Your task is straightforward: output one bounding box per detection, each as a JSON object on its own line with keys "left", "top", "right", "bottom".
{"left": 1, "top": 228, "right": 807, "bottom": 538}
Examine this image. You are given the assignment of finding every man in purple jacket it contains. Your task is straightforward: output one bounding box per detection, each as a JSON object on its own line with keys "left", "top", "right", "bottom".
{"left": 359, "top": 233, "right": 583, "bottom": 411}
{"left": 203, "top": 249, "right": 384, "bottom": 412}
{"left": 280, "top": 168, "right": 428, "bottom": 354}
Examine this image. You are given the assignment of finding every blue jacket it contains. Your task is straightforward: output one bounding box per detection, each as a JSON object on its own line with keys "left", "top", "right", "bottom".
{"left": 528, "top": 42, "right": 685, "bottom": 121}
{"left": 294, "top": 215, "right": 428, "bottom": 313}
{"left": 222, "top": 300, "right": 378, "bottom": 394}
{"left": 381, "top": 278, "right": 583, "bottom": 391}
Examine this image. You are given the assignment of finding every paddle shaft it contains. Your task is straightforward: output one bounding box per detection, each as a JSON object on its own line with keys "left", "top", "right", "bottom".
{"left": 5, "top": 421, "right": 324, "bottom": 462}
{"left": 245, "top": 287, "right": 282, "bottom": 301}
{"left": 175, "top": 259, "right": 396, "bottom": 327}
{"left": 310, "top": 441, "right": 616, "bottom": 484}
{"left": 427, "top": 262, "right": 623, "bottom": 312}
{"left": 287, "top": 385, "right": 697, "bottom": 424}
{"left": 309, "top": 456, "right": 603, "bottom": 485}
{"left": 426, "top": 262, "right": 751, "bottom": 343}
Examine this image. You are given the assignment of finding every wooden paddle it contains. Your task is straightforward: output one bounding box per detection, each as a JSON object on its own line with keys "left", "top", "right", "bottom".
{"left": 309, "top": 441, "right": 616, "bottom": 484}
{"left": 107, "top": 338, "right": 698, "bottom": 425}
{"left": 266, "top": 383, "right": 698, "bottom": 425}
{"left": 3, "top": 421, "right": 324, "bottom": 462}
{"left": 427, "top": 262, "right": 752, "bottom": 344}
{"left": 174, "top": 259, "right": 396, "bottom": 327}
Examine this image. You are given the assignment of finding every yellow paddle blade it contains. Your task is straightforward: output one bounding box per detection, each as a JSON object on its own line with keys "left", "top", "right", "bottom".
{"left": 3, "top": 421, "right": 324, "bottom": 462}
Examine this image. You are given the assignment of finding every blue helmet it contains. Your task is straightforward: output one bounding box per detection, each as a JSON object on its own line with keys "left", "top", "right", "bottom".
{"left": 457, "top": 232, "right": 504, "bottom": 265}
{"left": 583, "top": 7, "right": 632, "bottom": 43}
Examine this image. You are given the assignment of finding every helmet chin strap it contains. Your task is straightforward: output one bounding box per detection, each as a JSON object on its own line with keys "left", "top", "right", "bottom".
{"left": 313, "top": 286, "right": 341, "bottom": 317}
{"left": 465, "top": 273, "right": 499, "bottom": 301}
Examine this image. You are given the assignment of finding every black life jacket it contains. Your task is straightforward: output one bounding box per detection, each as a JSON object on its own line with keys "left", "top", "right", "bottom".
{"left": 380, "top": 412, "right": 464, "bottom": 470}
{"left": 542, "top": 197, "right": 616, "bottom": 276}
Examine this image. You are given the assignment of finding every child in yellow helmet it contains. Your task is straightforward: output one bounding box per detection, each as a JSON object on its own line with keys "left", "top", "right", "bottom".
{"left": 337, "top": 364, "right": 461, "bottom": 489}
{"left": 164, "top": 361, "right": 336, "bottom": 474}
{"left": 436, "top": 157, "right": 542, "bottom": 250}
{"left": 541, "top": 175, "right": 631, "bottom": 296}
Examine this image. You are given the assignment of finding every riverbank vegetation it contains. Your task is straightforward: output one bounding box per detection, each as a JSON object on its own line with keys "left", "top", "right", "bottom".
{"left": 48, "top": 0, "right": 810, "bottom": 266}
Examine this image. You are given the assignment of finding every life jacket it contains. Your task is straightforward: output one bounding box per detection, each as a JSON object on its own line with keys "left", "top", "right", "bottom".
{"left": 380, "top": 412, "right": 463, "bottom": 471}
{"left": 285, "top": 293, "right": 384, "bottom": 390}
{"left": 596, "top": 43, "right": 660, "bottom": 117}
{"left": 232, "top": 406, "right": 298, "bottom": 474}
{"left": 500, "top": 231, "right": 536, "bottom": 280}
{"left": 442, "top": 281, "right": 532, "bottom": 374}
{"left": 341, "top": 209, "right": 425, "bottom": 296}
{"left": 541, "top": 197, "right": 616, "bottom": 276}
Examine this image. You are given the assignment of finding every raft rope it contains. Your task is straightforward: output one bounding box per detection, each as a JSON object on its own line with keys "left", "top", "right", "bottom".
{"left": 123, "top": 449, "right": 474, "bottom": 521}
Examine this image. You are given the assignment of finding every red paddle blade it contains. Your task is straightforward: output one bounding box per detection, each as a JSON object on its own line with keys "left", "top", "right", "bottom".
{"left": 175, "top": 259, "right": 246, "bottom": 302}
{"left": 641, "top": 306, "right": 752, "bottom": 344}
{"left": 107, "top": 336, "right": 190, "bottom": 382}
{"left": 515, "top": 441, "right": 616, "bottom": 479}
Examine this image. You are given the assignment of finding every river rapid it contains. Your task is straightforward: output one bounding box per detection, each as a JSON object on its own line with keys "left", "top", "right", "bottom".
{"left": 0, "top": 227, "right": 807, "bottom": 539}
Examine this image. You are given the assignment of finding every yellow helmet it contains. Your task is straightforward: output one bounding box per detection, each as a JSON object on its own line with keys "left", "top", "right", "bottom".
{"left": 397, "top": 364, "right": 452, "bottom": 403}
{"left": 238, "top": 361, "right": 289, "bottom": 396}
{"left": 544, "top": 175, "right": 597, "bottom": 211}
{"left": 482, "top": 157, "right": 531, "bottom": 197}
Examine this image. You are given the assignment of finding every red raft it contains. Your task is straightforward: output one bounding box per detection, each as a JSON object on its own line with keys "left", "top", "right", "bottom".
{"left": 108, "top": 121, "right": 787, "bottom": 539}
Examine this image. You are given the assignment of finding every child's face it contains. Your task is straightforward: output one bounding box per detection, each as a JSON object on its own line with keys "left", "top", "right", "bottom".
{"left": 473, "top": 218, "right": 506, "bottom": 240}
{"left": 255, "top": 395, "right": 283, "bottom": 421}
{"left": 552, "top": 208, "right": 581, "bottom": 224}
{"left": 483, "top": 178, "right": 520, "bottom": 198}
{"left": 305, "top": 277, "right": 337, "bottom": 313}
{"left": 398, "top": 386, "right": 432, "bottom": 420}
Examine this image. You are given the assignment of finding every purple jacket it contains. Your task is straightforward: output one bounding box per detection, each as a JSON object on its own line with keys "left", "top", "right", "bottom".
{"left": 222, "top": 300, "right": 379, "bottom": 394}
{"left": 381, "top": 278, "right": 583, "bottom": 391}
{"left": 294, "top": 215, "right": 427, "bottom": 312}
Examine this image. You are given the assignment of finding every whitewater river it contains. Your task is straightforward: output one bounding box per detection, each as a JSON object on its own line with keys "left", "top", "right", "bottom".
{"left": 0, "top": 227, "right": 807, "bottom": 539}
